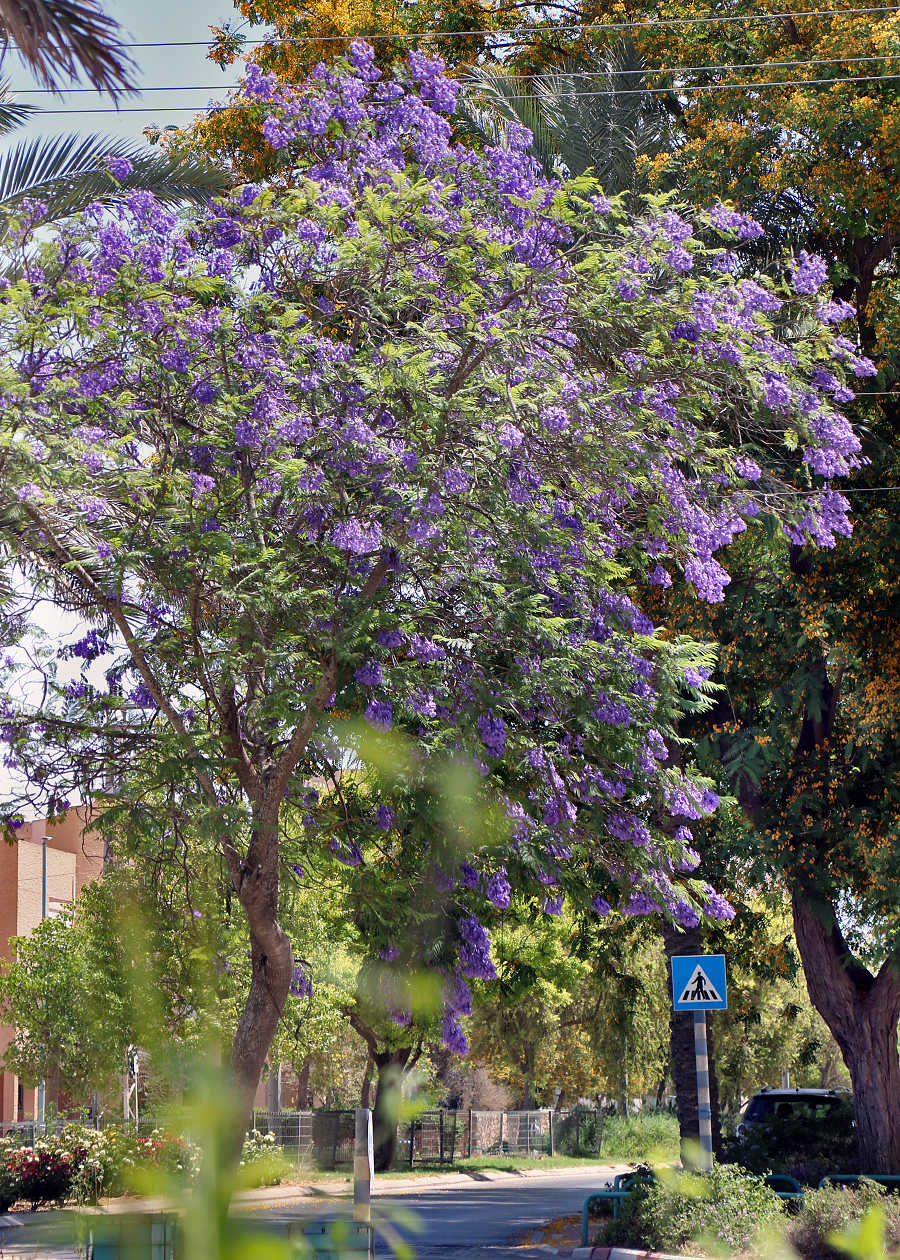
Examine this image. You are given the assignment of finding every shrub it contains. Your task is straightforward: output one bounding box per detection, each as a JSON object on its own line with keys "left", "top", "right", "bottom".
{"left": 600, "top": 1162, "right": 784, "bottom": 1255}
{"left": 10, "top": 1144, "right": 74, "bottom": 1209}
{"left": 785, "top": 1180, "right": 900, "bottom": 1260}
{"left": 600, "top": 1110, "right": 681, "bottom": 1163}
{"left": 0, "top": 1124, "right": 202, "bottom": 1209}
{"left": 723, "top": 1097, "right": 858, "bottom": 1185}
{"left": 238, "top": 1130, "right": 291, "bottom": 1189}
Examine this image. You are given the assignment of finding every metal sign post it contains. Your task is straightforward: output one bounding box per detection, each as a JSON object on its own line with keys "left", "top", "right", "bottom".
{"left": 693, "top": 1012, "right": 713, "bottom": 1172}
{"left": 671, "top": 954, "right": 728, "bottom": 1173}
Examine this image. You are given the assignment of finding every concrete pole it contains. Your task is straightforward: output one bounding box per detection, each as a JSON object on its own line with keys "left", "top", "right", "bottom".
{"left": 354, "top": 1109, "right": 374, "bottom": 1223}
{"left": 694, "top": 1012, "right": 713, "bottom": 1171}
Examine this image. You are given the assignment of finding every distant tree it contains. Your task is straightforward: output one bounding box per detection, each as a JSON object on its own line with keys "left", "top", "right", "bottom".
{"left": 0, "top": 891, "right": 129, "bottom": 1112}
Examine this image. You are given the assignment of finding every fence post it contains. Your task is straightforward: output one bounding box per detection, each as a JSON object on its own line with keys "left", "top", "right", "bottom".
{"left": 409, "top": 1116, "right": 415, "bottom": 1169}
{"left": 499, "top": 1110, "right": 504, "bottom": 1153}
{"left": 549, "top": 1110, "right": 554, "bottom": 1157}
{"left": 439, "top": 1110, "right": 445, "bottom": 1163}
{"left": 468, "top": 1109, "right": 473, "bottom": 1159}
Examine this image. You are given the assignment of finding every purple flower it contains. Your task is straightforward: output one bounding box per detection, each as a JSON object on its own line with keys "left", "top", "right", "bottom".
{"left": 290, "top": 962, "right": 313, "bottom": 998}
{"left": 591, "top": 896, "right": 610, "bottom": 917}
{"left": 542, "top": 894, "right": 563, "bottom": 916}
{"left": 331, "top": 519, "right": 383, "bottom": 554}
{"left": 375, "top": 803, "right": 394, "bottom": 830}
{"left": 291, "top": 864, "right": 305, "bottom": 879}
{"left": 458, "top": 913, "right": 496, "bottom": 979}
{"left": 441, "top": 1010, "right": 468, "bottom": 1056}
{"left": 16, "top": 483, "right": 41, "bottom": 501}
{"left": 476, "top": 710, "right": 506, "bottom": 757}
{"left": 735, "top": 454, "right": 762, "bottom": 481}
{"left": 666, "top": 246, "right": 693, "bottom": 273}
{"left": 443, "top": 467, "right": 470, "bottom": 494}
{"left": 703, "top": 887, "right": 736, "bottom": 921}
{"left": 78, "top": 497, "right": 107, "bottom": 522}
{"left": 485, "top": 869, "right": 511, "bottom": 909}
{"left": 364, "top": 699, "right": 392, "bottom": 731}
{"left": 355, "top": 661, "right": 383, "bottom": 686}
{"left": 97, "top": 541, "right": 113, "bottom": 560}
{"left": 106, "top": 155, "right": 134, "bottom": 180}
{"left": 379, "top": 945, "right": 399, "bottom": 961}
{"left": 129, "top": 682, "right": 157, "bottom": 709}
{"left": 793, "top": 251, "right": 828, "bottom": 295}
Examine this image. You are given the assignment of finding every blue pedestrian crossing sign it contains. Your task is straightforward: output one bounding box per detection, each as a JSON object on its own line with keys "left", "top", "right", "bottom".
{"left": 671, "top": 955, "right": 728, "bottom": 1011}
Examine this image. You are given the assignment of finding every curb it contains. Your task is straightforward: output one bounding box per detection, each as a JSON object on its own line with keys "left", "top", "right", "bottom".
{"left": 532, "top": 1248, "right": 700, "bottom": 1259}
{"left": 232, "top": 1163, "right": 635, "bottom": 1203}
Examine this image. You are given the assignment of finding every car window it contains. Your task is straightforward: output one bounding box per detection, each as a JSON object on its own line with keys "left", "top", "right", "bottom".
{"left": 745, "top": 1095, "right": 842, "bottom": 1122}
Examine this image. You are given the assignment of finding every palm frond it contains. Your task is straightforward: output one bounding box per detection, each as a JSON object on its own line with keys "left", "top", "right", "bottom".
{"left": 0, "top": 134, "right": 229, "bottom": 221}
{"left": 0, "top": 78, "right": 36, "bottom": 137}
{"left": 455, "top": 65, "right": 563, "bottom": 182}
{"left": 458, "top": 41, "right": 682, "bottom": 202}
{"left": 0, "top": 0, "right": 136, "bottom": 97}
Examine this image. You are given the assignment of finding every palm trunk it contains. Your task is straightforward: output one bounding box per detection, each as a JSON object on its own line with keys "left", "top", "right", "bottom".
{"left": 793, "top": 894, "right": 900, "bottom": 1172}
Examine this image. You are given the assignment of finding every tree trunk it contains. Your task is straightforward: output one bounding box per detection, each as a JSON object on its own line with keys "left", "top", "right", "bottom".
{"left": 228, "top": 843, "right": 294, "bottom": 1146}
{"left": 615, "top": 1029, "right": 628, "bottom": 1116}
{"left": 520, "top": 1042, "right": 537, "bottom": 1110}
{"left": 663, "top": 922, "right": 724, "bottom": 1162}
{"left": 372, "top": 1049, "right": 410, "bottom": 1171}
{"left": 793, "top": 894, "right": 900, "bottom": 1172}
{"left": 296, "top": 1059, "right": 311, "bottom": 1109}
{"left": 45, "top": 1057, "right": 60, "bottom": 1119}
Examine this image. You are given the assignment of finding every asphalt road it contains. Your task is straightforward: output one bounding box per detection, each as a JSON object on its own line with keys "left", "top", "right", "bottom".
{"left": 242, "top": 1173, "right": 609, "bottom": 1258}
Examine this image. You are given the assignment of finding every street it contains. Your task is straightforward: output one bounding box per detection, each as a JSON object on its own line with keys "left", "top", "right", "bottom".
{"left": 243, "top": 1169, "right": 619, "bottom": 1258}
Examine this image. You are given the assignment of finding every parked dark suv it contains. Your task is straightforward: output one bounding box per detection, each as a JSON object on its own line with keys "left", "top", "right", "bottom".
{"left": 737, "top": 1087, "right": 852, "bottom": 1138}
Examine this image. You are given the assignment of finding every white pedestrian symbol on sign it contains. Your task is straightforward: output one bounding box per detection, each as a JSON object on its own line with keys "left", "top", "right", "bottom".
{"left": 680, "top": 965, "right": 721, "bottom": 1004}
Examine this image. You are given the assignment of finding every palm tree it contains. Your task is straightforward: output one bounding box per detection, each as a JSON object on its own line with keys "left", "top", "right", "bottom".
{"left": 456, "top": 40, "right": 682, "bottom": 204}
{"left": 0, "top": 0, "right": 229, "bottom": 230}
{"left": 0, "top": 87, "right": 229, "bottom": 227}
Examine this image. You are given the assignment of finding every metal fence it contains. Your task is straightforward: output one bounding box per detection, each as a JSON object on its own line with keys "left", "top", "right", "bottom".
{"left": 6, "top": 1105, "right": 604, "bottom": 1167}
{"left": 246, "top": 1106, "right": 604, "bottom": 1167}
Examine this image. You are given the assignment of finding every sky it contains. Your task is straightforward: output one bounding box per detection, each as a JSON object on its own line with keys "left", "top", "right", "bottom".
{"left": 5, "top": 0, "right": 255, "bottom": 144}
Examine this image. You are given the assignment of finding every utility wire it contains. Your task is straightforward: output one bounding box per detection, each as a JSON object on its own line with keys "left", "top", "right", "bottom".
{"left": 4, "top": 5, "right": 898, "bottom": 50}
{"left": 28, "top": 71, "right": 900, "bottom": 113}
{"left": 14, "top": 52, "right": 900, "bottom": 93}
{"left": 54, "top": 6, "right": 900, "bottom": 42}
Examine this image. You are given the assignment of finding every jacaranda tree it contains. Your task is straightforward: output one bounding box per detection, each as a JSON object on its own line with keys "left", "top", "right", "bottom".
{"left": 0, "top": 44, "right": 869, "bottom": 1140}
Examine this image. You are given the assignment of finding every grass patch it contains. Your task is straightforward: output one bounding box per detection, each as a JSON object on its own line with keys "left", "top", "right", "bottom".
{"left": 600, "top": 1111, "right": 681, "bottom": 1163}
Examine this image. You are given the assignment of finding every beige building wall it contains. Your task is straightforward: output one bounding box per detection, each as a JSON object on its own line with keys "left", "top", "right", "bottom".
{"left": 0, "top": 808, "right": 104, "bottom": 1124}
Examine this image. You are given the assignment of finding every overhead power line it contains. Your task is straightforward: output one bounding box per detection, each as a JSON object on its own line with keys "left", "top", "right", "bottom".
{"left": 6, "top": 5, "right": 898, "bottom": 49}
{"left": 28, "top": 70, "right": 900, "bottom": 114}
{"left": 14, "top": 51, "right": 900, "bottom": 94}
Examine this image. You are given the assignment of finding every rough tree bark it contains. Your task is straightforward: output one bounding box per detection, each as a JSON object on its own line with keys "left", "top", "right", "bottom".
{"left": 347, "top": 1009, "right": 422, "bottom": 1169}
{"left": 793, "top": 895, "right": 900, "bottom": 1172}
{"left": 663, "top": 922, "right": 724, "bottom": 1162}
